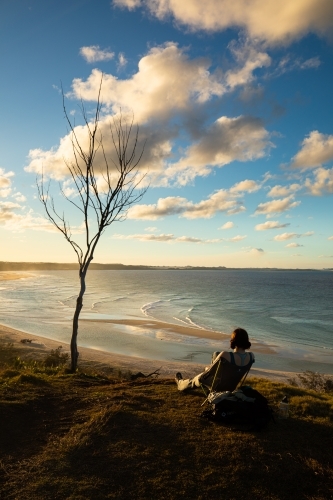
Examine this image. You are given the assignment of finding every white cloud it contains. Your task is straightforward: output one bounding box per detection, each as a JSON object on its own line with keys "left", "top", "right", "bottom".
{"left": 299, "top": 57, "right": 321, "bottom": 69}
{"left": 225, "top": 40, "right": 271, "bottom": 89}
{"left": 79, "top": 45, "right": 114, "bottom": 63}
{"left": 274, "top": 231, "right": 314, "bottom": 241}
{"left": 0, "top": 200, "right": 21, "bottom": 213}
{"left": 286, "top": 242, "right": 303, "bottom": 248}
{"left": 112, "top": 233, "right": 221, "bottom": 243}
{"left": 113, "top": 0, "right": 140, "bottom": 9}
{"left": 118, "top": 52, "right": 127, "bottom": 68}
{"left": 12, "top": 192, "right": 27, "bottom": 202}
{"left": 229, "top": 179, "right": 262, "bottom": 193}
{"left": 220, "top": 221, "right": 234, "bottom": 229}
{"left": 291, "top": 131, "right": 333, "bottom": 170}
{"left": 25, "top": 114, "right": 173, "bottom": 185}
{"left": 328, "top": 236, "right": 333, "bottom": 240}
{"left": 250, "top": 247, "right": 264, "bottom": 255}
{"left": 228, "top": 235, "right": 247, "bottom": 242}
{"left": 0, "top": 168, "right": 14, "bottom": 197}
{"left": 145, "top": 226, "right": 158, "bottom": 232}
{"left": 268, "top": 55, "right": 321, "bottom": 78}
{"left": 255, "top": 196, "right": 300, "bottom": 216}
{"left": 0, "top": 201, "right": 84, "bottom": 234}
{"left": 168, "top": 115, "right": 271, "bottom": 184}
{"left": 267, "top": 184, "right": 301, "bottom": 197}
{"left": 127, "top": 188, "right": 245, "bottom": 220}
{"left": 304, "top": 167, "right": 333, "bottom": 195}
{"left": 71, "top": 44, "right": 226, "bottom": 123}
{"left": 274, "top": 233, "right": 297, "bottom": 241}
{"left": 113, "top": 0, "right": 333, "bottom": 44}
{"left": 255, "top": 220, "right": 290, "bottom": 230}
{"left": 70, "top": 41, "right": 272, "bottom": 126}
{"left": 128, "top": 197, "right": 190, "bottom": 220}
{"left": 0, "top": 188, "right": 11, "bottom": 198}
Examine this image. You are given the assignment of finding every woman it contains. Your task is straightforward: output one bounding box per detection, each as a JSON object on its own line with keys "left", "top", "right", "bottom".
{"left": 175, "top": 327, "right": 254, "bottom": 391}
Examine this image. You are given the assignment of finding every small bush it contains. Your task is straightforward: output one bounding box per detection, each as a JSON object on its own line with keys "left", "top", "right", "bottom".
{"left": 3, "top": 352, "right": 68, "bottom": 378}
{"left": 44, "top": 346, "right": 69, "bottom": 368}
{"left": 288, "top": 370, "right": 333, "bottom": 393}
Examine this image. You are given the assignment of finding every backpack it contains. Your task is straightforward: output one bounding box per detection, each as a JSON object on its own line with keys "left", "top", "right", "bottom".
{"left": 201, "top": 386, "right": 274, "bottom": 431}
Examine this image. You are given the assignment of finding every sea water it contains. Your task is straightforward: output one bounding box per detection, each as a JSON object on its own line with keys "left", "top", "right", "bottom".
{"left": 0, "top": 270, "right": 332, "bottom": 373}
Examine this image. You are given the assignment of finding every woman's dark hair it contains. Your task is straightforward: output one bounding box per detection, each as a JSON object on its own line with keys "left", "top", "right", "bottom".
{"left": 230, "top": 328, "right": 251, "bottom": 350}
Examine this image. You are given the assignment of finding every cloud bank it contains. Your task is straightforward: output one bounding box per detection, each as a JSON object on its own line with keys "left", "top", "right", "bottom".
{"left": 113, "top": 233, "right": 221, "bottom": 244}
{"left": 127, "top": 188, "right": 246, "bottom": 220}
{"left": 113, "top": 0, "right": 333, "bottom": 44}
{"left": 26, "top": 43, "right": 272, "bottom": 187}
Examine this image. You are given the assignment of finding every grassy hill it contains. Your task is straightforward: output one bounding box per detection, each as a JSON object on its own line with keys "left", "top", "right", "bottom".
{"left": 0, "top": 343, "right": 332, "bottom": 500}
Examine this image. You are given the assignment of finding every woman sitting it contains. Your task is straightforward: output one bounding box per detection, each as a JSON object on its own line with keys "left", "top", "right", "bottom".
{"left": 175, "top": 327, "right": 254, "bottom": 392}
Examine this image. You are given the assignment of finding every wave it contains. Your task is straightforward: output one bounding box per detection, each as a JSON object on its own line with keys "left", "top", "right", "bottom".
{"left": 172, "top": 316, "right": 204, "bottom": 330}
{"left": 58, "top": 294, "right": 78, "bottom": 307}
{"left": 272, "top": 316, "right": 332, "bottom": 327}
{"left": 141, "top": 300, "right": 164, "bottom": 317}
{"left": 91, "top": 301, "right": 103, "bottom": 309}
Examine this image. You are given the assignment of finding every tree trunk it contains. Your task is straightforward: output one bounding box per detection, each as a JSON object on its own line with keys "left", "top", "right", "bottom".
{"left": 70, "top": 268, "right": 87, "bottom": 372}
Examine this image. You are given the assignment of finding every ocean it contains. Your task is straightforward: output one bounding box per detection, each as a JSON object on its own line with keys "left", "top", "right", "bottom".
{"left": 0, "top": 270, "right": 332, "bottom": 374}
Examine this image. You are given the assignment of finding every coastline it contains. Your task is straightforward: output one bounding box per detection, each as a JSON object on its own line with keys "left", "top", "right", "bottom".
{"left": 0, "top": 322, "right": 298, "bottom": 382}
{"left": 1, "top": 270, "right": 331, "bottom": 379}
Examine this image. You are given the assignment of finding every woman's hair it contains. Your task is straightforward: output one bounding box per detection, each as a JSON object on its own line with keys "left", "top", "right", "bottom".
{"left": 230, "top": 328, "right": 251, "bottom": 350}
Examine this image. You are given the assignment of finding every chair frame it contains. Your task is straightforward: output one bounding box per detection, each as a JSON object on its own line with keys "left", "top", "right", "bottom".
{"left": 199, "top": 355, "right": 254, "bottom": 406}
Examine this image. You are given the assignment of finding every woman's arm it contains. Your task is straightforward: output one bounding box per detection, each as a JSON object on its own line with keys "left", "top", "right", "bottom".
{"left": 212, "top": 351, "right": 231, "bottom": 364}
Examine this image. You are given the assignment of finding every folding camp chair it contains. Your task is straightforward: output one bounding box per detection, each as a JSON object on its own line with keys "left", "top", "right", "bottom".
{"left": 199, "top": 352, "right": 254, "bottom": 405}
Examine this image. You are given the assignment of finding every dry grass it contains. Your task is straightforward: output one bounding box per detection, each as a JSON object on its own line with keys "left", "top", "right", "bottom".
{"left": 0, "top": 343, "right": 333, "bottom": 500}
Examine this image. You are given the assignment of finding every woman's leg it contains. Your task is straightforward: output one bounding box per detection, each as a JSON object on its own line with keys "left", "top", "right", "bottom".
{"left": 176, "top": 371, "right": 205, "bottom": 391}
{"left": 176, "top": 378, "right": 193, "bottom": 391}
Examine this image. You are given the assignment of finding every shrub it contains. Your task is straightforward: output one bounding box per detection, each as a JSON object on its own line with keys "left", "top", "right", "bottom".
{"left": 44, "top": 347, "right": 69, "bottom": 368}
{"left": 288, "top": 370, "right": 333, "bottom": 393}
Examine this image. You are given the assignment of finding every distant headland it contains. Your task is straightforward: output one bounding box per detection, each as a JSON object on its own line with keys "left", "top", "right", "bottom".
{"left": 0, "top": 261, "right": 331, "bottom": 271}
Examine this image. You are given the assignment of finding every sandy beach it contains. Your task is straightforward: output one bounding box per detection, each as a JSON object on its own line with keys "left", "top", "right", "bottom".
{"left": 0, "top": 322, "right": 297, "bottom": 382}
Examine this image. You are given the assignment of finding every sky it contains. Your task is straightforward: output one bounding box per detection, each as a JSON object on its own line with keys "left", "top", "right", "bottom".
{"left": 1, "top": 0, "right": 333, "bottom": 268}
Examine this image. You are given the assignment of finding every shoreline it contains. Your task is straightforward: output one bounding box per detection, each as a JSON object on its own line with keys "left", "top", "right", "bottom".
{"left": 1, "top": 271, "right": 331, "bottom": 378}
{"left": 0, "top": 322, "right": 302, "bottom": 382}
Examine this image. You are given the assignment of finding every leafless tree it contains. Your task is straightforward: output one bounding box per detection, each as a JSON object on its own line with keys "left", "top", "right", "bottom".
{"left": 38, "top": 82, "right": 147, "bottom": 371}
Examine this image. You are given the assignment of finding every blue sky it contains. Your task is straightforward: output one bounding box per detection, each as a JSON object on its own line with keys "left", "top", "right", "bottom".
{"left": 1, "top": 0, "right": 333, "bottom": 268}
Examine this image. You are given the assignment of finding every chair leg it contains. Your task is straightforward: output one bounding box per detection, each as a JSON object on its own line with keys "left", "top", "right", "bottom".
{"left": 200, "top": 384, "right": 208, "bottom": 396}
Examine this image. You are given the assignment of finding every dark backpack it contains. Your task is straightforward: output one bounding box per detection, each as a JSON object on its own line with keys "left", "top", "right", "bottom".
{"left": 201, "top": 386, "right": 274, "bottom": 431}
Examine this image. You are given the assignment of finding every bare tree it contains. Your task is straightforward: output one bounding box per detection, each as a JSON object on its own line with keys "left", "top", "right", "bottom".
{"left": 38, "top": 82, "right": 147, "bottom": 371}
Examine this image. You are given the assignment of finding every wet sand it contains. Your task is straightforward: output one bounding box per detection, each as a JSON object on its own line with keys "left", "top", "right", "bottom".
{"left": 0, "top": 322, "right": 296, "bottom": 382}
